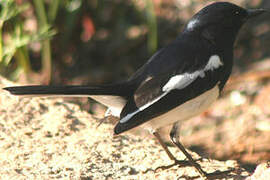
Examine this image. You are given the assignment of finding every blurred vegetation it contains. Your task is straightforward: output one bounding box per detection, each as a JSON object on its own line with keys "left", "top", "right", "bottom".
{"left": 0, "top": 0, "right": 56, "bottom": 83}
{"left": 0, "top": 0, "right": 269, "bottom": 85}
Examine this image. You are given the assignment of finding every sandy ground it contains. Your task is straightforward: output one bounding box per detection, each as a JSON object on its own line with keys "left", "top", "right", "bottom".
{"left": 0, "top": 76, "right": 269, "bottom": 179}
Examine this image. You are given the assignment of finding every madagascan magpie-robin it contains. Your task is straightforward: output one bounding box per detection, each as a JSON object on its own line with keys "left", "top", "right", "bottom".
{"left": 4, "top": 2, "right": 266, "bottom": 178}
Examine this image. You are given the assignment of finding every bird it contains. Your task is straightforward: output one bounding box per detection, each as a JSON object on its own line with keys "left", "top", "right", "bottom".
{"left": 3, "top": 2, "right": 266, "bottom": 179}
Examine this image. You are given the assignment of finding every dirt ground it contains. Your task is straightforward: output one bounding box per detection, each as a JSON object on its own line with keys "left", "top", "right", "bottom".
{"left": 0, "top": 74, "right": 270, "bottom": 180}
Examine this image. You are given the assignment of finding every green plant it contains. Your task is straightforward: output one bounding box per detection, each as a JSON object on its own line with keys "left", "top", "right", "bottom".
{"left": 0, "top": 0, "right": 56, "bottom": 82}
{"left": 145, "top": 0, "right": 157, "bottom": 54}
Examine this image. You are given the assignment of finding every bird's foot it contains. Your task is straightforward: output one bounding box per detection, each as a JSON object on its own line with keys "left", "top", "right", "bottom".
{"left": 153, "top": 158, "right": 203, "bottom": 172}
{"left": 154, "top": 159, "right": 234, "bottom": 180}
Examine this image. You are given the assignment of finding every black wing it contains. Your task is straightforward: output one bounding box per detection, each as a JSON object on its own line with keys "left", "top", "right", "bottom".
{"left": 114, "top": 38, "right": 228, "bottom": 134}
{"left": 114, "top": 70, "right": 222, "bottom": 134}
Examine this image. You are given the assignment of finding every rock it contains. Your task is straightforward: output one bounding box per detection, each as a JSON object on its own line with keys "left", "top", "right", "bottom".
{"left": 0, "top": 76, "right": 264, "bottom": 179}
{"left": 246, "top": 163, "right": 270, "bottom": 180}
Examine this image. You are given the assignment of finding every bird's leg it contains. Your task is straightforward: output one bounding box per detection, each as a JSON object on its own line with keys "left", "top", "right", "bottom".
{"left": 170, "top": 122, "right": 207, "bottom": 179}
{"left": 96, "top": 108, "right": 113, "bottom": 128}
{"left": 152, "top": 127, "right": 232, "bottom": 178}
{"left": 152, "top": 131, "right": 192, "bottom": 172}
{"left": 153, "top": 131, "right": 177, "bottom": 161}
{"left": 96, "top": 116, "right": 108, "bottom": 128}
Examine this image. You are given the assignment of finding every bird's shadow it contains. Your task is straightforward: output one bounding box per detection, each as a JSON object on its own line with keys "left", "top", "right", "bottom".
{"left": 143, "top": 158, "right": 248, "bottom": 180}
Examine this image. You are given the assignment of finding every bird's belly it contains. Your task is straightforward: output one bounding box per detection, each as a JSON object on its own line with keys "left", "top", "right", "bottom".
{"left": 142, "top": 85, "right": 219, "bottom": 133}
{"left": 90, "top": 95, "right": 126, "bottom": 117}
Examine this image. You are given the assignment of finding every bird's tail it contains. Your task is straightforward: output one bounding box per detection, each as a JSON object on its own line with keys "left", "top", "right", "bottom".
{"left": 3, "top": 82, "right": 131, "bottom": 97}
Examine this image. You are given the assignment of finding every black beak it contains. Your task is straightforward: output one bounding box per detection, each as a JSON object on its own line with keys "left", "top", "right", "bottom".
{"left": 247, "top": 9, "right": 267, "bottom": 18}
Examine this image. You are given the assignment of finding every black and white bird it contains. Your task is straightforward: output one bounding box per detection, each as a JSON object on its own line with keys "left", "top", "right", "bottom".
{"left": 3, "top": 2, "right": 266, "bottom": 178}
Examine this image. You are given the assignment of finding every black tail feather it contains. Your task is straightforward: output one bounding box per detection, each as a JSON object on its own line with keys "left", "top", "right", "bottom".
{"left": 3, "top": 83, "right": 132, "bottom": 97}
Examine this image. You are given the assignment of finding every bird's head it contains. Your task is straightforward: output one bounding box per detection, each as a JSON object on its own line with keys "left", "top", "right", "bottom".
{"left": 184, "top": 2, "right": 266, "bottom": 46}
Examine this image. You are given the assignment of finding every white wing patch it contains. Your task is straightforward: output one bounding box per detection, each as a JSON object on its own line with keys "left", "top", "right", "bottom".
{"left": 162, "top": 71, "right": 204, "bottom": 92}
{"left": 187, "top": 18, "right": 199, "bottom": 30}
{"left": 205, "top": 55, "right": 223, "bottom": 71}
{"left": 163, "top": 55, "right": 223, "bottom": 91}
{"left": 120, "top": 111, "right": 138, "bottom": 123}
{"left": 120, "top": 93, "right": 167, "bottom": 123}
{"left": 120, "top": 55, "right": 223, "bottom": 124}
